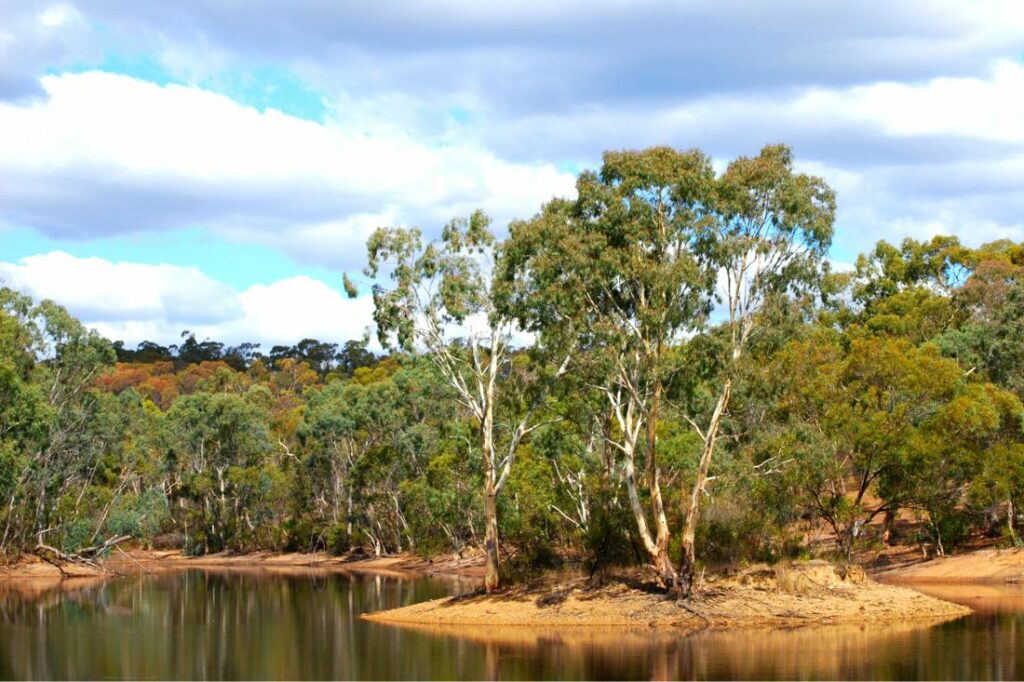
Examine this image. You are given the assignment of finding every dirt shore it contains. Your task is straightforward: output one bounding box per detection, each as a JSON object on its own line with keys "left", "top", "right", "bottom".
{"left": 0, "top": 547, "right": 485, "bottom": 581}
{"left": 362, "top": 562, "right": 971, "bottom": 630}
{"left": 873, "top": 547, "right": 1024, "bottom": 583}
{"left": 1, "top": 550, "right": 974, "bottom": 631}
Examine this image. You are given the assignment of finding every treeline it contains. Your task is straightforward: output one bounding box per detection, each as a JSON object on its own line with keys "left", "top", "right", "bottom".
{"left": 1, "top": 145, "right": 1022, "bottom": 601}
{"left": 112, "top": 332, "right": 376, "bottom": 377}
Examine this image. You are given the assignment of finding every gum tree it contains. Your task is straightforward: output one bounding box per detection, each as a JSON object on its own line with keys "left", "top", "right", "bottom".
{"left": 676, "top": 144, "right": 834, "bottom": 597}
{"left": 0, "top": 288, "right": 116, "bottom": 552}
{"left": 501, "top": 147, "right": 717, "bottom": 587}
{"left": 362, "top": 211, "right": 567, "bottom": 591}
{"left": 503, "top": 145, "right": 834, "bottom": 597}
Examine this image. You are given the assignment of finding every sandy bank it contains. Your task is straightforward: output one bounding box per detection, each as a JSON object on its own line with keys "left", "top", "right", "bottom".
{"left": 0, "top": 552, "right": 108, "bottom": 580}
{"left": 362, "top": 562, "right": 971, "bottom": 630}
{"left": 874, "top": 547, "right": 1024, "bottom": 583}
{"left": 0, "top": 547, "right": 485, "bottom": 581}
{"left": 109, "top": 548, "right": 485, "bottom": 577}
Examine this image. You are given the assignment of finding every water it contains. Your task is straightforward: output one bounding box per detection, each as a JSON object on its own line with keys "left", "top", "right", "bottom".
{"left": 1, "top": 569, "right": 1022, "bottom": 680}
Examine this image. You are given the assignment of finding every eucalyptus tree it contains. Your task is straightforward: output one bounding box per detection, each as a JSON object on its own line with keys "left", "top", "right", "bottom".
{"left": 502, "top": 147, "right": 717, "bottom": 586}
{"left": 363, "top": 210, "right": 567, "bottom": 591}
{"left": 164, "top": 387, "right": 274, "bottom": 552}
{"left": 303, "top": 380, "right": 391, "bottom": 548}
{"left": 503, "top": 145, "right": 834, "bottom": 597}
{"left": 764, "top": 334, "right": 1023, "bottom": 556}
{"left": 676, "top": 145, "right": 834, "bottom": 596}
{"left": 303, "top": 368, "right": 439, "bottom": 555}
{"left": 938, "top": 247, "right": 1024, "bottom": 398}
{"left": 0, "top": 288, "right": 116, "bottom": 551}
{"left": 0, "top": 290, "right": 47, "bottom": 552}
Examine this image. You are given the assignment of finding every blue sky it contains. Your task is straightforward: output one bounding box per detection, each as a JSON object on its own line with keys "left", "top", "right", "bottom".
{"left": 1, "top": 1, "right": 1022, "bottom": 346}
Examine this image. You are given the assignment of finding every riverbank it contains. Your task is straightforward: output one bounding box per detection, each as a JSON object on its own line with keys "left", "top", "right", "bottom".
{"left": 873, "top": 546, "right": 1024, "bottom": 583}
{"left": 362, "top": 561, "right": 971, "bottom": 629}
{"left": 0, "top": 547, "right": 485, "bottom": 581}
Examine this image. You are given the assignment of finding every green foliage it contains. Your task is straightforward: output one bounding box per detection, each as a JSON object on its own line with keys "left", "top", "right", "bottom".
{"left": 760, "top": 330, "right": 1023, "bottom": 557}
{"left": 1, "top": 150, "right": 1023, "bottom": 581}
{"left": 581, "top": 486, "right": 637, "bottom": 572}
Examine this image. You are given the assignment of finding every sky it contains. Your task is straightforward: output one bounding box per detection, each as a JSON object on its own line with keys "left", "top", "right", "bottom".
{"left": 1, "top": 1, "right": 1022, "bottom": 349}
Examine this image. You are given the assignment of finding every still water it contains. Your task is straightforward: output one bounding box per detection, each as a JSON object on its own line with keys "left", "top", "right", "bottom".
{"left": 0, "top": 569, "right": 1022, "bottom": 680}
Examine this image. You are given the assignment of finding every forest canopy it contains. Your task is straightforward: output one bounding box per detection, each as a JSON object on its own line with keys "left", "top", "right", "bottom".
{"left": 2, "top": 145, "right": 1022, "bottom": 599}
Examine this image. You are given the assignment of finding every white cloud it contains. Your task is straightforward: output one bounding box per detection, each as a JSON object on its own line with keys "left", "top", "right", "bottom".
{"left": 486, "top": 59, "right": 1024, "bottom": 251}
{"left": 0, "top": 71, "right": 577, "bottom": 267}
{"left": 0, "top": 252, "right": 375, "bottom": 346}
{"left": 65, "top": 0, "right": 1024, "bottom": 116}
{"left": 785, "top": 59, "right": 1024, "bottom": 143}
{"left": 0, "top": 2, "right": 94, "bottom": 100}
{"left": 0, "top": 251, "right": 241, "bottom": 324}
{"left": 222, "top": 276, "right": 375, "bottom": 347}
{"left": 38, "top": 4, "right": 77, "bottom": 29}
{"left": 490, "top": 58, "right": 1024, "bottom": 156}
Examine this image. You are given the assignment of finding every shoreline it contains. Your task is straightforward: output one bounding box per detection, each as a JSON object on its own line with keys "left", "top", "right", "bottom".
{"left": 871, "top": 546, "right": 1024, "bottom": 584}
{"left": 0, "top": 547, "right": 485, "bottom": 581}
{"left": 5, "top": 544, "right": 1024, "bottom": 586}
{"left": 359, "top": 562, "right": 972, "bottom": 630}
{"left": 8, "top": 545, "right": 1024, "bottom": 631}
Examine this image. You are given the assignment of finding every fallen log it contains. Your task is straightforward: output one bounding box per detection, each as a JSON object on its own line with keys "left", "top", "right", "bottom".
{"left": 34, "top": 534, "right": 132, "bottom": 575}
{"left": 76, "top": 534, "right": 133, "bottom": 559}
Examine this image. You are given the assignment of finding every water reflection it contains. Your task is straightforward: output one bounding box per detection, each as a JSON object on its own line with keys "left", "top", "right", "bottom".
{"left": 0, "top": 571, "right": 1022, "bottom": 680}
{"left": 0, "top": 569, "right": 477, "bottom": 680}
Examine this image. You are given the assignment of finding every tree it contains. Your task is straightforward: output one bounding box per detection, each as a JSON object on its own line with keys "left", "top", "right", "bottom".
{"left": 335, "top": 340, "right": 377, "bottom": 378}
{"left": 503, "top": 145, "right": 834, "bottom": 596}
{"left": 173, "top": 331, "right": 224, "bottom": 366}
{"left": 675, "top": 144, "right": 834, "bottom": 597}
{"left": 363, "top": 210, "right": 567, "bottom": 591}
{"left": 303, "top": 374, "right": 422, "bottom": 554}
{"left": 938, "top": 254, "right": 1024, "bottom": 398}
{"left": 502, "top": 146, "right": 716, "bottom": 586}
{"left": 0, "top": 288, "right": 117, "bottom": 551}
{"left": 164, "top": 388, "right": 274, "bottom": 552}
{"left": 764, "top": 334, "right": 1022, "bottom": 557}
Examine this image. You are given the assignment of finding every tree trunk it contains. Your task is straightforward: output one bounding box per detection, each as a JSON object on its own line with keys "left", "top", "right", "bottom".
{"left": 346, "top": 491, "right": 353, "bottom": 542}
{"left": 646, "top": 380, "right": 675, "bottom": 587}
{"left": 482, "top": 383, "right": 501, "bottom": 593}
{"left": 484, "top": 484, "right": 500, "bottom": 593}
{"left": 623, "top": 441, "right": 664, "bottom": 575}
{"left": 1008, "top": 498, "right": 1017, "bottom": 543}
{"left": 882, "top": 509, "right": 895, "bottom": 546}
{"left": 676, "top": 379, "right": 731, "bottom": 601}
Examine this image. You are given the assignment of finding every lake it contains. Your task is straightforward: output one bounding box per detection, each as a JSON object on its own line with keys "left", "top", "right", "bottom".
{"left": 1, "top": 569, "right": 1022, "bottom": 680}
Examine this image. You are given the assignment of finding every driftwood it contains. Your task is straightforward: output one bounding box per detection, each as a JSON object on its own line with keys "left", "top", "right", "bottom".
{"left": 34, "top": 534, "right": 132, "bottom": 575}
{"left": 75, "top": 534, "right": 133, "bottom": 559}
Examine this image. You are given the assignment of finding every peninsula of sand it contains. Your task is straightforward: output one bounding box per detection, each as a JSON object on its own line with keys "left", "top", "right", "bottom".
{"left": 9, "top": 548, "right": 1018, "bottom": 631}
{"left": 361, "top": 561, "right": 971, "bottom": 630}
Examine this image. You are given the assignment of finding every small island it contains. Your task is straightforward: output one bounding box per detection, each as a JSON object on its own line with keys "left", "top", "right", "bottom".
{"left": 362, "top": 561, "right": 971, "bottom": 629}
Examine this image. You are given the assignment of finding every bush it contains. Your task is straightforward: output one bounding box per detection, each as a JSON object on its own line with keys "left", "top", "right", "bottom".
{"left": 324, "top": 523, "right": 350, "bottom": 555}
{"left": 58, "top": 519, "right": 92, "bottom": 553}
{"left": 582, "top": 488, "right": 636, "bottom": 574}
{"left": 695, "top": 500, "right": 797, "bottom": 566}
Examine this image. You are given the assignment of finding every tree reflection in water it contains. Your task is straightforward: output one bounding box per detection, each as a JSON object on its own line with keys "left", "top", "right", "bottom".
{"left": 0, "top": 570, "right": 1020, "bottom": 680}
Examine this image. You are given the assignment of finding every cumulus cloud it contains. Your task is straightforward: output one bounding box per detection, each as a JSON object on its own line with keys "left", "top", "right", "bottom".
{"left": 62, "top": 0, "right": 1024, "bottom": 113}
{"left": 0, "top": 2, "right": 96, "bottom": 100}
{"left": 0, "top": 71, "right": 576, "bottom": 268}
{"left": 2, "top": 0, "right": 1023, "bottom": 340}
{"left": 0, "top": 252, "right": 241, "bottom": 324}
{"left": 0, "top": 252, "right": 375, "bottom": 346}
{"left": 481, "top": 59, "right": 1024, "bottom": 251}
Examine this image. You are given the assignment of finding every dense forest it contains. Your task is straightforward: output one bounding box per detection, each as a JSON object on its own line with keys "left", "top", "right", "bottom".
{"left": 2, "top": 145, "right": 1022, "bottom": 600}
